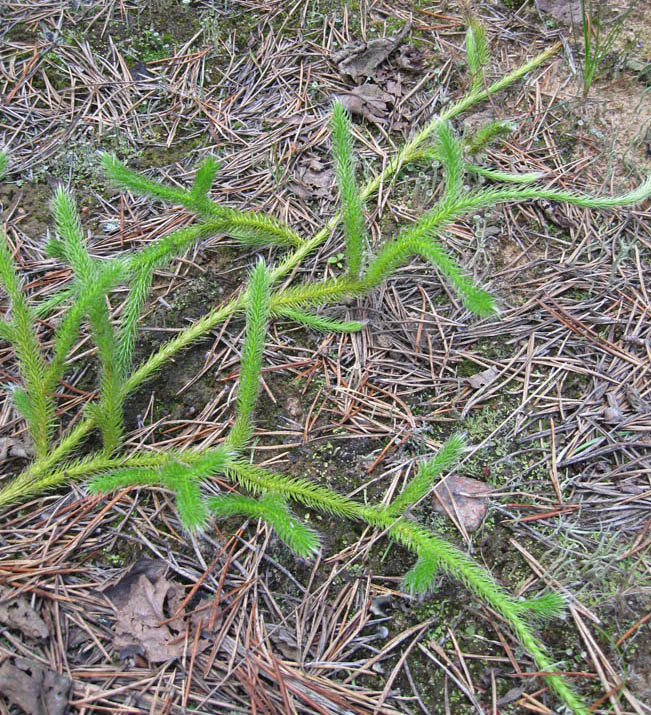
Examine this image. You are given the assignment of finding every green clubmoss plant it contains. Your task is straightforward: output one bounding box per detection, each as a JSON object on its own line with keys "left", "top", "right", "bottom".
{"left": 465, "top": 18, "right": 489, "bottom": 92}
{"left": 1, "top": 26, "right": 650, "bottom": 713}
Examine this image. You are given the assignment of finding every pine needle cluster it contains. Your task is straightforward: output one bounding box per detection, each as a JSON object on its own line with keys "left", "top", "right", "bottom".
{"left": 1, "top": 22, "right": 649, "bottom": 713}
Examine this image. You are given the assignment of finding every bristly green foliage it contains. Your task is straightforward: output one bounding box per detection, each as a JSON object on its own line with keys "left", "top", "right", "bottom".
{"left": 226, "top": 460, "right": 361, "bottom": 518}
{"left": 0, "top": 151, "right": 9, "bottom": 179}
{"left": 516, "top": 591, "right": 566, "bottom": 621}
{"left": 100, "top": 153, "right": 304, "bottom": 248}
{"left": 331, "top": 101, "right": 366, "bottom": 278}
{"left": 226, "top": 260, "right": 271, "bottom": 452}
{"left": 274, "top": 306, "right": 365, "bottom": 333}
{"left": 466, "top": 165, "right": 543, "bottom": 184}
{"left": 90, "top": 459, "right": 211, "bottom": 531}
{"left": 385, "top": 433, "right": 465, "bottom": 516}
{"left": 158, "top": 459, "right": 209, "bottom": 532}
{"left": 209, "top": 491, "right": 320, "bottom": 557}
{"left": 402, "top": 552, "right": 439, "bottom": 593}
{"left": 46, "top": 260, "right": 126, "bottom": 395}
{"left": 50, "top": 187, "right": 94, "bottom": 276}
{"left": 190, "top": 156, "right": 220, "bottom": 201}
{"left": 465, "top": 19, "right": 489, "bottom": 92}
{"left": 88, "top": 448, "right": 231, "bottom": 532}
{"left": 116, "top": 220, "right": 237, "bottom": 373}
{"left": 412, "top": 121, "right": 541, "bottom": 184}
{"left": 362, "top": 229, "right": 497, "bottom": 317}
{"left": 51, "top": 188, "right": 124, "bottom": 453}
{"left": 3, "top": 24, "right": 651, "bottom": 714}
{"left": 464, "top": 119, "right": 515, "bottom": 155}
{"left": 435, "top": 122, "right": 464, "bottom": 206}
{"left": 0, "top": 233, "right": 53, "bottom": 456}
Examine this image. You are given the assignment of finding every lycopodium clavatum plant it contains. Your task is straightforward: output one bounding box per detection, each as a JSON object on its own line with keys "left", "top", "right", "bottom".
{"left": 1, "top": 21, "right": 649, "bottom": 714}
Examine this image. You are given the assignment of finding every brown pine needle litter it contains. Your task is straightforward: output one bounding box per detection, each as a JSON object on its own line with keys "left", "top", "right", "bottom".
{"left": 1, "top": 0, "right": 650, "bottom": 713}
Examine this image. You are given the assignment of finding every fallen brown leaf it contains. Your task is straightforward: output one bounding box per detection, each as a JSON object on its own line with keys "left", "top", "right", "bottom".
{"left": 102, "top": 557, "right": 210, "bottom": 663}
{"left": 0, "top": 585, "right": 49, "bottom": 640}
{"left": 537, "top": 0, "right": 582, "bottom": 26}
{"left": 331, "top": 22, "right": 411, "bottom": 81}
{"left": 336, "top": 84, "right": 394, "bottom": 124}
{"left": 0, "top": 436, "right": 34, "bottom": 461}
{"left": 0, "top": 656, "right": 71, "bottom": 715}
{"left": 292, "top": 157, "right": 335, "bottom": 199}
{"left": 395, "top": 44, "right": 425, "bottom": 72}
{"left": 604, "top": 391, "right": 624, "bottom": 423}
{"left": 432, "top": 475, "right": 494, "bottom": 532}
{"left": 466, "top": 365, "right": 499, "bottom": 390}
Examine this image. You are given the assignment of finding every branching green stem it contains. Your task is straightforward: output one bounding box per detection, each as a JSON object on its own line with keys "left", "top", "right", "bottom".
{"left": 6, "top": 42, "right": 626, "bottom": 508}
{"left": 224, "top": 459, "right": 588, "bottom": 714}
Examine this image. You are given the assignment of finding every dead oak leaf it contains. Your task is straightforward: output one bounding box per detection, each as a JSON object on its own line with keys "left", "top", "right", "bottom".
{"left": 536, "top": 0, "right": 582, "bottom": 26}
{"left": 291, "top": 157, "right": 335, "bottom": 200}
{"left": 432, "top": 475, "right": 494, "bottom": 532}
{"left": 373, "top": 67, "right": 404, "bottom": 100}
{"left": 101, "top": 558, "right": 209, "bottom": 663}
{"left": 114, "top": 573, "right": 185, "bottom": 662}
{"left": 395, "top": 44, "right": 425, "bottom": 72}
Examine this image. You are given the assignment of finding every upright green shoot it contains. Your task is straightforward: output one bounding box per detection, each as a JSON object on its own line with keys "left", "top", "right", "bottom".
{"left": 0, "top": 151, "right": 9, "bottom": 179}
{"left": 45, "top": 260, "right": 126, "bottom": 395}
{"left": 50, "top": 188, "right": 125, "bottom": 453}
{"left": 226, "top": 260, "right": 271, "bottom": 452}
{"left": 385, "top": 433, "right": 466, "bottom": 516}
{"left": 190, "top": 156, "right": 220, "bottom": 202}
{"left": 331, "top": 101, "right": 366, "bottom": 278}
{"left": 465, "top": 19, "right": 489, "bottom": 92}
{"left": 437, "top": 123, "right": 464, "bottom": 195}
{"left": 0, "top": 235, "right": 53, "bottom": 457}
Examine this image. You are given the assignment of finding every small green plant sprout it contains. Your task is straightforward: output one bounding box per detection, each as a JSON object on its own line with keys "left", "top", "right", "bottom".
{"left": 579, "top": 0, "right": 640, "bottom": 98}
{"left": 1, "top": 23, "right": 650, "bottom": 712}
{"left": 327, "top": 252, "right": 346, "bottom": 270}
{"left": 465, "top": 17, "right": 490, "bottom": 92}
{"left": 331, "top": 100, "right": 366, "bottom": 278}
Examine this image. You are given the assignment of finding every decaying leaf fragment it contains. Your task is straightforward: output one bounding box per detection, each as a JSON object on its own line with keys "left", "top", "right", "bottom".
{"left": 101, "top": 558, "right": 211, "bottom": 663}
{"left": 291, "top": 157, "right": 335, "bottom": 200}
{"left": 0, "top": 585, "right": 49, "bottom": 640}
{"left": 0, "top": 436, "right": 34, "bottom": 462}
{"left": 336, "top": 84, "right": 395, "bottom": 124}
{"left": 331, "top": 22, "right": 412, "bottom": 81}
{"left": 536, "top": 0, "right": 583, "bottom": 26}
{"left": 432, "top": 475, "right": 494, "bottom": 532}
{"left": 466, "top": 365, "right": 499, "bottom": 390}
{"left": 604, "top": 391, "right": 624, "bottom": 423}
{"left": 0, "top": 656, "right": 71, "bottom": 715}
{"left": 331, "top": 21, "right": 423, "bottom": 128}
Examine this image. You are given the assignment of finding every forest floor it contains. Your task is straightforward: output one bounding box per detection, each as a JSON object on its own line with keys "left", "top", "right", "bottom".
{"left": 0, "top": 1, "right": 649, "bottom": 713}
